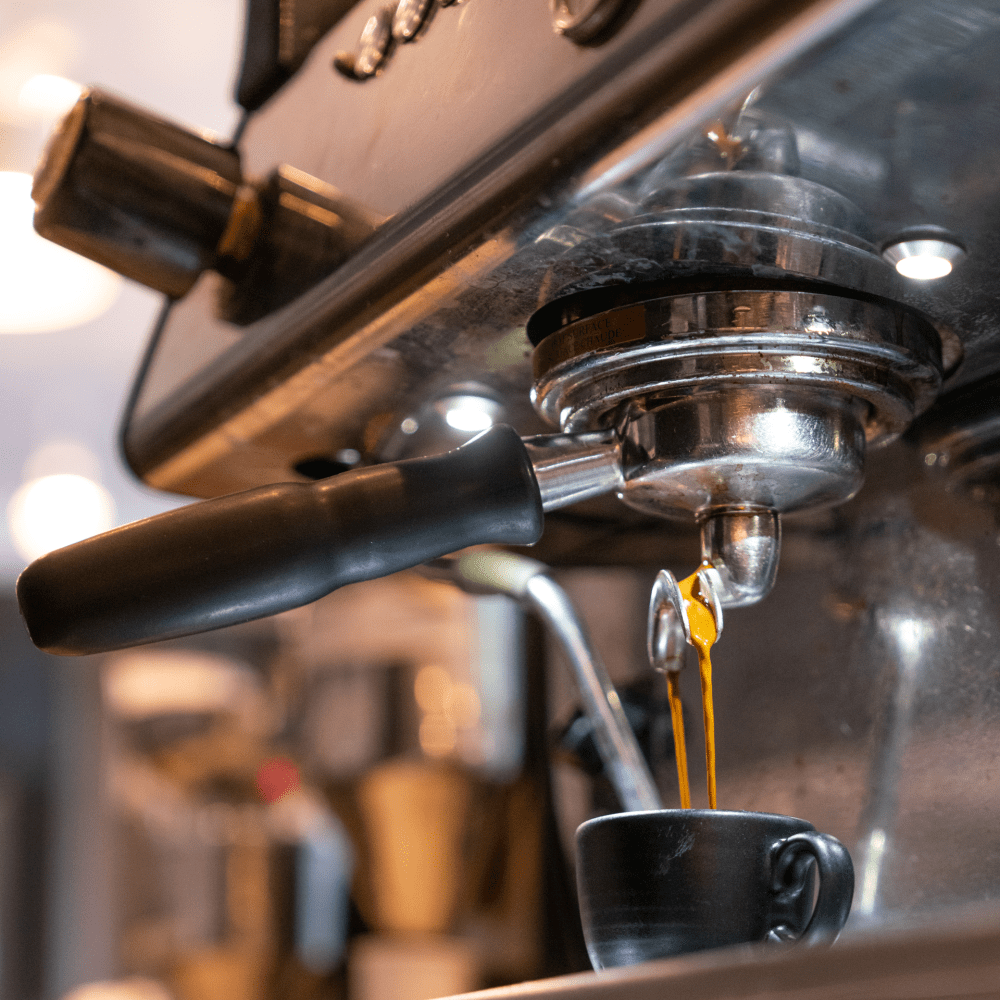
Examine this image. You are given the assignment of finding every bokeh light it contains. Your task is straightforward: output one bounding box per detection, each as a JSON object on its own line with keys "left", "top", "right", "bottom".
{"left": 18, "top": 73, "right": 83, "bottom": 117}
{"left": 63, "top": 977, "right": 173, "bottom": 1000}
{"left": 7, "top": 472, "right": 115, "bottom": 561}
{"left": 414, "top": 665, "right": 483, "bottom": 758}
{"left": 256, "top": 757, "right": 301, "bottom": 803}
{"left": 103, "top": 650, "right": 250, "bottom": 719}
{"left": 0, "top": 171, "right": 121, "bottom": 333}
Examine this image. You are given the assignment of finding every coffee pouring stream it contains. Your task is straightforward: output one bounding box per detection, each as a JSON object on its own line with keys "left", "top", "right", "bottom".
{"left": 647, "top": 565, "right": 725, "bottom": 810}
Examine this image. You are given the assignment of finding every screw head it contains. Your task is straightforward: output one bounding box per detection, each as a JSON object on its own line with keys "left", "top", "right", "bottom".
{"left": 393, "top": 0, "right": 434, "bottom": 40}
{"left": 882, "top": 230, "right": 966, "bottom": 280}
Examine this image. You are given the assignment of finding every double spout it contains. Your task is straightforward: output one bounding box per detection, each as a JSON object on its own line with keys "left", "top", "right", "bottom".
{"left": 524, "top": 428, "right": 781, "bottom": 609}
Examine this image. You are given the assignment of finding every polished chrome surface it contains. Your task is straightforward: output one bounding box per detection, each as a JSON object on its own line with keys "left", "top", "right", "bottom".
{"left": 533, "top": 289, "right": 941, "bottom": 441}
{"left": 526, "top": 181, "right": 939, "bottom": 586}
{"left": 119, "top": 0, "right": 1000, "bottom": 496}
{"left": 699, "top": 509, "right": 780, "bottom": 608}
{"left": 122, "top": 0, "right": 877, "bottom": 495}
{"left": 911, "top": 373, "right": 1000, "bottom": 490}
{"left": 525, "top": 429, "right": 780, "bottom": 606}
{"left": 523, "top": 430, "right": 624, "bottom": 512}
{"left": 334, "top": 8, "right": 394, "bottom": 79}
{"left": 621, "top": 388, "right": 866, "bottom": 518}
{"left": 453, "top": 550, "right": 662, "bottom": 813}
{"left": 647, "top": 568, "right": 688, "bottom": 671}
{"left": 882, "top": 238, "right": 966, "bottom": 281}
{"left": 526, "top": 572, "right": 662, "bottom": 813}
{"left": 545, "top": 171, "right": 904, "bottom": 305}
{"left": 641, "top": 170, "right": 873, "bottom": 235}
{"left": 393, "top": 0, "right": 434, "bottom": 41}
{"left": 647, "top": 565, "right": 725, "bottom": 668}
{"left": 31, "top": 94, "right": 381, "bottom": 325}
{"left": 33, "top": 90, "right": 243, "bottom": 299}
{"left": 221, "top": 164, "right": 382, "bottom": 325}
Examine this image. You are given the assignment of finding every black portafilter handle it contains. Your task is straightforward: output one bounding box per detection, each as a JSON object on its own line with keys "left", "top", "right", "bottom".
{"left": 16, "top": 425, "right": 544, "bottom": 656}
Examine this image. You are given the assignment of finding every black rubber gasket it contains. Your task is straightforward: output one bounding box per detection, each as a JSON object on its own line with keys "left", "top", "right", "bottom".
{"left": 526, "top": 271, "right": 935, "bottom": 348}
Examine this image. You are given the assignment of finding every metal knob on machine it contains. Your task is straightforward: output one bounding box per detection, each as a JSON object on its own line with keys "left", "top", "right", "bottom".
{"left": 33, "top": 89, "right": 244, "bottom": 298}
{"left": 32, "top": 89, "right": 377, "bottom": 317}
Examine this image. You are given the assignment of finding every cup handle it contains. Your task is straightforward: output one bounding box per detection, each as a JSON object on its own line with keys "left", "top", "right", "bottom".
{"left": 769, "top": 831, "right": 855, "bottom": 946}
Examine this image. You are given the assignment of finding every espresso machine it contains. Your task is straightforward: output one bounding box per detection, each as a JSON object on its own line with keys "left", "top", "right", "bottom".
{"left": 15, "top": 0, "right": 1000, "bottom": 996}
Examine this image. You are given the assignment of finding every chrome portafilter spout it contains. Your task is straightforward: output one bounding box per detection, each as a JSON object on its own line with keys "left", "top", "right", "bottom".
{"left": 698, "top": 510, "right": 779, "bottom": 609}
{"left": 524, "top": 430, "right": 782, "bottom": 607}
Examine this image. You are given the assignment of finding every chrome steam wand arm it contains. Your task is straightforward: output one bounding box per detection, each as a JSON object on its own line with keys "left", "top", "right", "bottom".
{"left": 452, "top": 550, "right": 661, "bottom": 814}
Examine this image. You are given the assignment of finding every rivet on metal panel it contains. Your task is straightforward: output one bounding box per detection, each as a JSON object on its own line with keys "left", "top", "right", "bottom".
{"left": 393, "top": 0, "right": 434, "bottom": 40}
{"left": 333, "top": 7, "right": 394, "bottom": 80}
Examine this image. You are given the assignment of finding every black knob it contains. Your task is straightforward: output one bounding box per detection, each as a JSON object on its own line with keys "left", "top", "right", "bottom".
{"left": 32, "top": 90, "right": 379, "bottom": 317}
{"left": 219, "top": 165, "right": 380, "bottom": 324}
{"left": 33, "top": 89, "right": 244, "bottom": 298}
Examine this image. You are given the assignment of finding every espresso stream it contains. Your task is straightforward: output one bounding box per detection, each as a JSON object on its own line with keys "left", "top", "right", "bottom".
{"left": 666, "top": 565, "right": 718, "bottom": 809}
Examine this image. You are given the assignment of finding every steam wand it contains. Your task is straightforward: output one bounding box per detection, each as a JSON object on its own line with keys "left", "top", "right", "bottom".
{"left": 447, "top": 550, "right": 661, "bottom": 814}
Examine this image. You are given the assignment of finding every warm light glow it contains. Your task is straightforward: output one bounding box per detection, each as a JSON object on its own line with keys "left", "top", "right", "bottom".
{"left": 447, "top": 682, "right": 481, "bottom": 728}
{"left": 18, "top": 73, "right": 83, "bottom": 116}
{"left": 414, "top": 665, "right": 451, "bottom": 713}
{"left": 444, "top": 396, "right": 493, "bottom": 434}
{"left": 63, "top": 978, "right": 172, "bottom": 1000}
{"left": 103, "top": 651, "right": 244, "bottom": 718}
{"left": 414, "top": 667, "right": 481, "bottom": 758}
{"left": 24, "top": 438, "right": 101, "bottom": 481}
{"left": 894, "top": 255, "right": 953, "bottom": 280}
{"left": 0, "top": 17, "right": 79, "bottom": 121}
{"left": 419, "top": 713, "right": 457, "bottom": 757}
{"left": 7, "top": 473, "right": 115, "bottom": 561}
{"left": 0, "top": 172, "right": 121, "bottom": 333}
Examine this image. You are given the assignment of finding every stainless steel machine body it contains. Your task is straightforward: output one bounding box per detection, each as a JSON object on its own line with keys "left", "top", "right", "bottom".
{"left": 23, "top": 0, "right": 1000, "bottom": 994}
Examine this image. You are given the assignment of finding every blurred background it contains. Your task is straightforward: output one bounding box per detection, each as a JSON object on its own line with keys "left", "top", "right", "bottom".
{"left": 0, "top": 0, "right": 243, "bottom": 574}
{"left": 0, "top": 5, "right": 356, "bottom": 999}
{"left": 0, "top": 1, "right": 243, "bottom": 996}
{"left": 0, "top": 13, "right": 595, "bottom": 998}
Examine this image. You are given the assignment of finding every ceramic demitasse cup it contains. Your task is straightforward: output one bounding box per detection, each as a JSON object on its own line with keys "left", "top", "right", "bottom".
{"left": 575, "top": 809, "right": 854, "bottom": 970}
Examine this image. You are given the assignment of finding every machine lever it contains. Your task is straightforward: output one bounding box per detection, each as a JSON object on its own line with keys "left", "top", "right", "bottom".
{"left": 16, "top": 425, "right": 544, "bottom": 655}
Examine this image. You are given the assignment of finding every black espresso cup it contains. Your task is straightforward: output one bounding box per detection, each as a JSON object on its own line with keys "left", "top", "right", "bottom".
{"left": 576, "top": 809, "right": 854, "bottom": 970}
